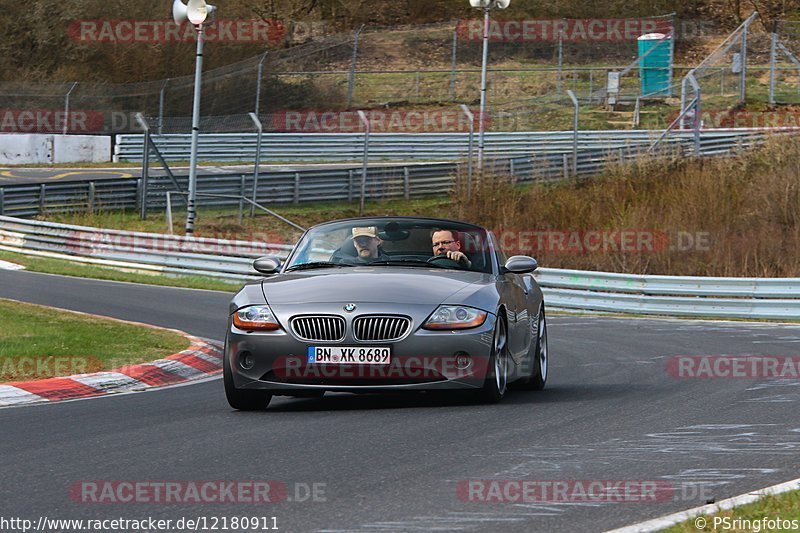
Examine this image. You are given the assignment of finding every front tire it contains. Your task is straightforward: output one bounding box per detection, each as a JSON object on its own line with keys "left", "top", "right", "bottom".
{"left": 479, "top": 316, "right": 509, "bottom": 403}
{"left": 518, "top": 305, "right": 548, "bottom": 391}
{"left": 224, "top": 351, "right": 272, "bottom": 411}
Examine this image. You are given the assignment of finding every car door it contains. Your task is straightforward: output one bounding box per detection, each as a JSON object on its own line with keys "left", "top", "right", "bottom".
{"left": 491, "top": 235, "right": 532, "bottom": 365}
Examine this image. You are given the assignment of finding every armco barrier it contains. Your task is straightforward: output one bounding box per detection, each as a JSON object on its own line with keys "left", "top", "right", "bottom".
{"left": 2, "top": 216, "right": 800, "bottom": 320}
{"left": 113, "top": 129, "right": 766, "bottom": 163}
{"left": 0, "top": 150, "right": 635, "bottom": 218}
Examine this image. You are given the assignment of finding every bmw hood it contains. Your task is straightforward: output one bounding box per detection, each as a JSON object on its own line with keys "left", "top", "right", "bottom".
{"left": 261, "top": 268, "right": 489, "bottom": 305}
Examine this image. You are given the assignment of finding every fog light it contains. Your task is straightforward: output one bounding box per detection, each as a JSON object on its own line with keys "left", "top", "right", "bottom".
{"left": 454, "top": 352, "right": 472, "bottom": 369}
{"left": 239, "top": 351, "right": 255, "bottom": 370}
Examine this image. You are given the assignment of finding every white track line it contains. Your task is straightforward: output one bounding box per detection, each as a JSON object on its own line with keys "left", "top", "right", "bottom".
{"left": 605, "top": 477, "right": 800, "bottom": 532}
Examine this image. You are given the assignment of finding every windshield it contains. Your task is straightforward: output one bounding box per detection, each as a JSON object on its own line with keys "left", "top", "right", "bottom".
{"left": 284, "top": 219, "right": 493, "bottom": 274}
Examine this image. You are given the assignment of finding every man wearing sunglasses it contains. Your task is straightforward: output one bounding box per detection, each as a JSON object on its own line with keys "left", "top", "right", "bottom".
{"left": 431, "top": 229, "right": 472, "bottom": 268}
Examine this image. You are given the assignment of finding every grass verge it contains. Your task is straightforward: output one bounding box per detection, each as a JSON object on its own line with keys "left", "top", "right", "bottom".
{"left": 0, "top": 250, "right": 242, "bottom": 293}
{"left": 665, "top": 489, "right": 800, "bottom": 532}
{"left": 0, "top": 298, "right": 190, "bottom": 382}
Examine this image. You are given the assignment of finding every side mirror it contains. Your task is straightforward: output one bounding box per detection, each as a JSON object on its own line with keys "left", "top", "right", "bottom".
{"left": 503, "top": 255, "right": 538, "bottom": 274}
{"left": 253, "top": 256, "right": 281, "bottom": 275}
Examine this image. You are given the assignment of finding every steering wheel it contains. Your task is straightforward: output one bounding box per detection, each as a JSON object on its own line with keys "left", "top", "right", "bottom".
{"left": 427, "top": 255, "right": 462, "bottom": 269}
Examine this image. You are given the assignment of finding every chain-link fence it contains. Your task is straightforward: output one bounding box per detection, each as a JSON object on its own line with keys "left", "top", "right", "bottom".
{"left": 2, "top": 14, "right": 796, "bottom": 136}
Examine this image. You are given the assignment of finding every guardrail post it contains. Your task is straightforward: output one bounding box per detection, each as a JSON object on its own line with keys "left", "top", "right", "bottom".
{"left": 39, "top": 184, "right": 46, "bottom": 215}
{"left": 238, "top": 175, "right": 246, "bottom": 224}
{"left": 0, "top": 188, "right": 4, "bottom": 216}
{"left": 509, "top": 158, "right": 515, "bottom": 178}
{"left": 403, "top": 167, "right": 410, "bottom": 200}
{"left": 348, "top": 170, "right": 354, "bottom": 202}
{"left": 88, "top": 182, "right": 95, "bottom": 214}
{"left": 293, "top": 173, "right": 301, "bottom": 205}
{"left": 136, "top": 179, "right": 143, "bottom": 215}
{"left": 562, "top": 154, "right": 569, "bottom": 180}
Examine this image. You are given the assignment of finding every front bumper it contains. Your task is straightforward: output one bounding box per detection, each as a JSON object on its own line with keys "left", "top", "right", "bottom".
{"left": 226, "top": 303, "right": 497, "bottom": 394}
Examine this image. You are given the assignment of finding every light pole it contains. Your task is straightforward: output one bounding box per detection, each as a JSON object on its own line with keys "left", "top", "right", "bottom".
{"left": 173, "top": 0, "right": 216, "bottom": 234}
{"left": 469, "top": 0, "right": 510, "bottom": 172}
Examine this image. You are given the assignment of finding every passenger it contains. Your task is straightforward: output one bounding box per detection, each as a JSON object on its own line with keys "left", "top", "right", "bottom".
{"left": 350, "top": 226, "right": 389, "bottom": 263}
{"left": 431, "top": 229, "right": 471, "bottom": 268}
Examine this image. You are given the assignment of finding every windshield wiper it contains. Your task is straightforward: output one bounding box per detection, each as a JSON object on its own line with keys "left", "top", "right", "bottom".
{"left": 368, "top": 259, "right": 439, "bottom": 267}
{"left": 285, "top": 262, "right": 354, "bottom": 272}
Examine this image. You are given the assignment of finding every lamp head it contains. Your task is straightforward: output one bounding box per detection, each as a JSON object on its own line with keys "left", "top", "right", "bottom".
{"left": 172, "top": 0, "right": 216, "bottom": 25}
{"left": 469, "top": 0, "right": 510, "bottom": 7}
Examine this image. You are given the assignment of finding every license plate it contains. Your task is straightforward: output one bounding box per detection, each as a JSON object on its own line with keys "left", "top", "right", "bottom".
{"left": 307, "top": 346, "right": 391, "bottom": 365}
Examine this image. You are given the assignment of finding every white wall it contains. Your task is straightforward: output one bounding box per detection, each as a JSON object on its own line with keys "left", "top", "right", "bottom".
{"left": 0, "top": 134, "right": 111, "bottom": 164}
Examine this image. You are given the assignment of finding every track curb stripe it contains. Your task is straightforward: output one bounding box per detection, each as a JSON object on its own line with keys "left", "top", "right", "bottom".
{"left": 0, "top": 336, "right": 223, "bottom": 407}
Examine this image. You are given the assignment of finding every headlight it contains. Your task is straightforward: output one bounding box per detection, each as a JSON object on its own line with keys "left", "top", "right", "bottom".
{"left": 422, "top": 305, "right": 488, "bottom": 330}
{"left": 232, "top": 305, "right": 282, "bottom": 331}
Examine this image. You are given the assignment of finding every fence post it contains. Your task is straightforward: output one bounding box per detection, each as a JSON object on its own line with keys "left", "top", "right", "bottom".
{"left": 254, "top": 51, "right": 268, "bottom": 117}
{"left": 588, "top": 69, "right": 594, "bottom": 102}
{"left": 293, "top": 172, "right": 301, "bottom": 205}
{"left": 357, "top": 111, "right": 370, "bottom": 215}
{"left": 556, "top": 25, "right": 564, "bottom": 98}
{"left": 88, "top": 181, "right": 96, "bottom": 214}
{"left": 415, "top": 71, "right": 421, "bottom": 100}
{"left": 248, "top": 112, "right": 263, "bottom": 217}
{"left": 459, "top": 104, "right": 475, "bottom": 198}
{"left": 567, "top": 90, "right": 579, "bottom": 176}
{"left": 740, "top": 18, "right": 748, "bottom": 104}
{"left": 403, "top": 167, "right": 410, "bottom": 200}
{"left": 136, "top": 113, "right": 150, "bottom": 220}
{"left": 769, "top": 21, "right": 778, "bottom": 105}
{"left": 347, "top": 25, "right": 365, "bottom": 108}
{"left": 63, "top": 82, "right": 78, "bottom": 135}
{"left": 158, "top": 79, "right": 169, "bottom": 135}
{"left": 450, "top": 26, "right": 458, "bottom": 100}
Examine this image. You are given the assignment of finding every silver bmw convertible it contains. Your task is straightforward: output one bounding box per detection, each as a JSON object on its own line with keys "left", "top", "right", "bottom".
{"left": 224, "top": 217, "right": 548, "bottom": 410}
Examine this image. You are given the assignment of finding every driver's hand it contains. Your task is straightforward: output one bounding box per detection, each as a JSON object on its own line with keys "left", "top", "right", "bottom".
{"left": 446, "top": 251, "right": 471, "bottom": 267}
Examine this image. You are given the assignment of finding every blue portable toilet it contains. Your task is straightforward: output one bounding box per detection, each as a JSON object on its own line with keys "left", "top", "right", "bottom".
{"left": 638, "top": 32, "right": 672, "bottom": 97}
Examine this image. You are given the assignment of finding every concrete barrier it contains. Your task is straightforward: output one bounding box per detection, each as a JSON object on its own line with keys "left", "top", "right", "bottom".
{"left": 0, "top": 134, "right": 111, "bottom": 164}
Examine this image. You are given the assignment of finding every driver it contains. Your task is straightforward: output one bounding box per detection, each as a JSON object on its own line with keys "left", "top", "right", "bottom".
{"left": 351, "top": 226, "right": 389, "bottom": 263}
{"left": 431, "top": 229, "right": 471, "bottom": 268}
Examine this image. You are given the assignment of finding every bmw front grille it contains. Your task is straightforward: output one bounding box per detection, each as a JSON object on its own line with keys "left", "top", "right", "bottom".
{"left": 353, "top": 315, "right": 411, "bottom": 342}
{"left": 291, "top": 316, "right": 346, "bottom": 342}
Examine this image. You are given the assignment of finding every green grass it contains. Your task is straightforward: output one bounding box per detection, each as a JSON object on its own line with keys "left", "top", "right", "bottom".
{"left": 0, "top": 250, "right": 242, "bottom": 293}
{"left": 665, "top": 489, "right": 800, "bottom": 532}
{"left": 0, "top": 298, "right": 190, "bottom": 381}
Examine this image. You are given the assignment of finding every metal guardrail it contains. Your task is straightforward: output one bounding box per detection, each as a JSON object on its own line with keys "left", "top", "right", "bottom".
{"left": 0, "top": 130, "right": 769, "bottom": 219}
{"left": 2, "top": 216, "right": 799, "bottom": 320}
{"left": 0, "top": 150, "right": 643, "bottom": 218}
{"left": 114, "top": 129, "right": 765, "bottom": 163}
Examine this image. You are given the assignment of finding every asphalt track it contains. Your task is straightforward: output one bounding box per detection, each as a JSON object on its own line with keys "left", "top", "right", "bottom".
{"left": 2, "top": 270, "right": 800, "bottom": 532}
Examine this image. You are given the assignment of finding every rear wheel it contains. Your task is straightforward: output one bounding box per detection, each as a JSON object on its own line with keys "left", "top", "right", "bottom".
{"left": 223, "top": 352, "right": 272, "bottom": 411}
{"left": 518, "top": 305, "right": 548, "bottom": 391}
{"left": 479, "top": 317, "right": 509, "bottom": 403}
